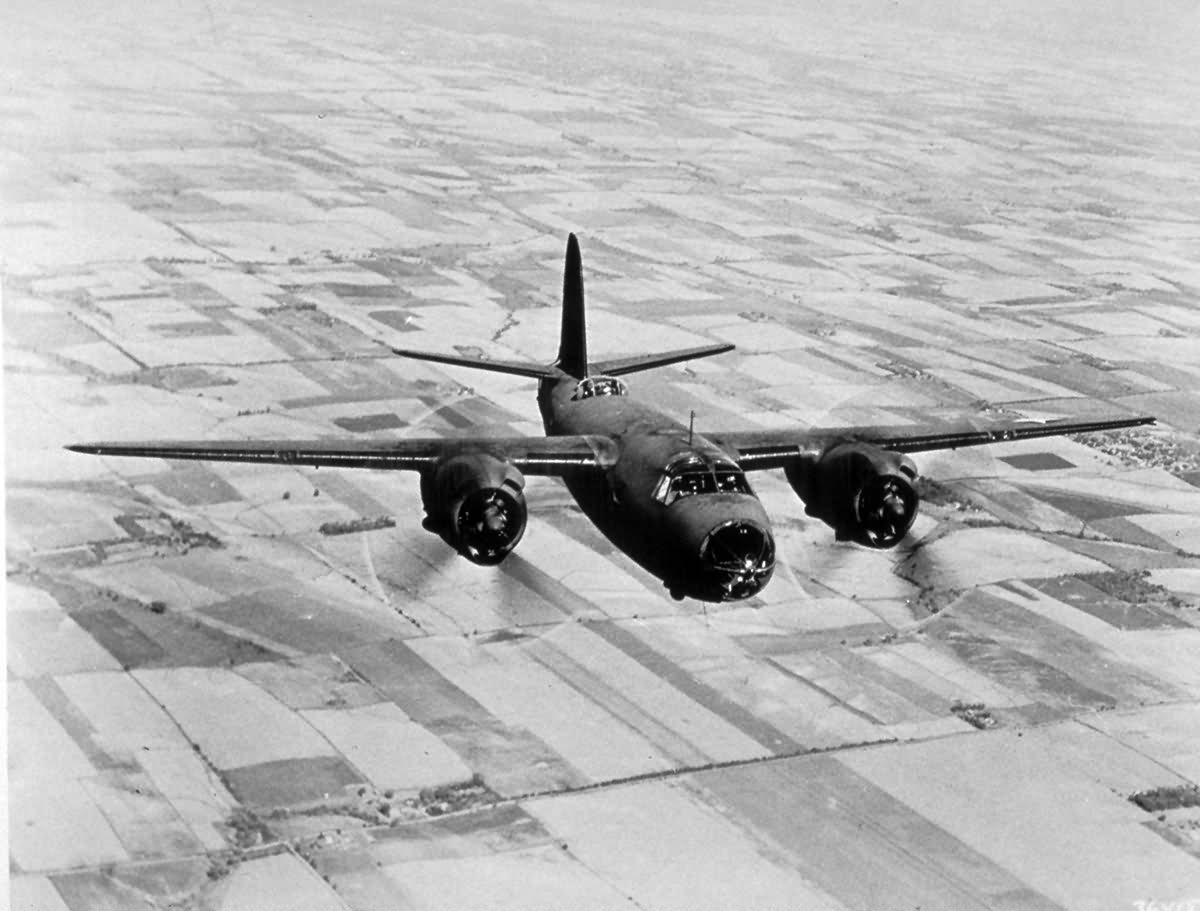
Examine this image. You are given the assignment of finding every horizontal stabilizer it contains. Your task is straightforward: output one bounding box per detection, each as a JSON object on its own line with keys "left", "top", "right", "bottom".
{"left": 393, "top": 348, "right": 557, "bottom": 379}
{"left": 593, "top": 343, "right": 735, "bottom": 377}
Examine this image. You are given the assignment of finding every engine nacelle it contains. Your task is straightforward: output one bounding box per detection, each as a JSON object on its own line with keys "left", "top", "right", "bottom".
{"left": 420, "top": 453, "right": 527, "bottom": 565}
{"left": 784, "top": 443, "right": 919, "bottom": 548}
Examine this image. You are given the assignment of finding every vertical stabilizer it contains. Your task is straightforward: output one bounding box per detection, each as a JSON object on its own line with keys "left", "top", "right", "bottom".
{"left": 557, "top": 233, "right": 588, "bottom": 379}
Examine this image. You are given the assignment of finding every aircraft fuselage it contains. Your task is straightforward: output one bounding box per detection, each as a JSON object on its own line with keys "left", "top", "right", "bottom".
{"left": 538, "top": 373, "right": 775, "bottom": 601}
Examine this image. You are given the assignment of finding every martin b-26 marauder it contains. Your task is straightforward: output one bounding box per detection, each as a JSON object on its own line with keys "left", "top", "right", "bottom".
{"left": 71, "top": 235, "right": 1154, "bottom": 601}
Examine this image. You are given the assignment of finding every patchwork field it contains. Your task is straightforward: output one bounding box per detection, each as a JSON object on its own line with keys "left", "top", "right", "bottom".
{"left": 5, "top": 1, "right": 1200, "bottom": 908}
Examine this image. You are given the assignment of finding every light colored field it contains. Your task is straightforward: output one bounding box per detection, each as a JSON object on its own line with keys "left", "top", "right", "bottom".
{"left": 516, "top": 516, "right": 656, "bottom": 613}
{"left": 9, "top": 682, "right": 94, "bottom": 786}
{"left": 1087, "top": 703, "right": 1200, "bottom": 785}
{"left": 58, "top": 671, "right": 197, "bottom": 756}
{"left": 133, "top": 667, "right": 337, "bottom": 769}
{"left": 528, "top": 779, "right": 847, "bottom": 910}
{"left": 83, "top": 770, "right": 203, "bottom": 859}
{"left": 537, "top": 622, "right": 769, "bottom": 764}
{"left": 1152, "top": 568, "right": 1200, "bottom": 596}
{"left": 9, "top": 779, "right": 129, "bottom": 873}
{"left": 55, "top": 672, "right": 239, "bottom": 850}
{"left": 235, "top": 655, "right": 382, "bottom": 711}
{"left": 301, "top": 702, "right": 473, "bottom": 792}
{"left": 380, "top": 845, "right": 638, "bottom": 911}
{"left": 211, "top": 852, "right": 349, "bottom": 911}
{"left": 10, "top": 877, "right": 72, "bottom": 911}
{"left": 411, "top": 635, "right": 677, "bottom": 782}
{"left": 1129, "top": 512, "right": 1200, "bottom": 556}
{"left": 629, "top": 617, "right": 888, "bottom": 749}
{"left": 136, "top": 746, "right": 239, "bottom": 851}
{"left": 74, "top": 562, "right": 226, "bottom": 610}
{"left": 7, "top": 606, "right": 123, "bottom": 677}
{"left": 916, "top": 526, "right": 1110, "bottom": 589}
{"left": 864, "top": 639, "right": 1029, "bottom": 709}
{"left": 840, "top": 723, "right": 1200, "bottom": 911}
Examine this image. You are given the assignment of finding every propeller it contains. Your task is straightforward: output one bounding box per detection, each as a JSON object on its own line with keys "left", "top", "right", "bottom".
{"left": 453, "top": 485, "right": 526, "bottom": 565}
{"left": 856, "top": 472, "right": 919, "bottom": 548}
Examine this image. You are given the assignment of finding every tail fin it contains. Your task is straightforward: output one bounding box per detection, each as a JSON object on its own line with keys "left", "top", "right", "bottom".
{"left": 398, "top": 233, "right": 589, "bottom": 380}
{"left": 555, "top": 233, "right": 736, "bottom": 378}
{"left": 557, "top": 233, "right": 588, "bottom": 379}
{"left": 396, "top": 232, "right": 735, "bottom": 381}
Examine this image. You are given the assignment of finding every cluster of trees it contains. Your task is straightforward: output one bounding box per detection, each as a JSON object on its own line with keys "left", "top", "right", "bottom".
{"left": 1130, "top": 785, "right": 1200, "bottom": 813}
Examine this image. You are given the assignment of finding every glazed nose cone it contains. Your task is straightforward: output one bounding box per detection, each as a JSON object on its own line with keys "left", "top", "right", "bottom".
{"left": 699, "top": 520, "right": 775, "bottom": 600}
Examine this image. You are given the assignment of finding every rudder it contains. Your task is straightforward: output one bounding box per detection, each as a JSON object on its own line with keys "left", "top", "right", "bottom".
{"left": 557, "top": 233, "right": 588, "bottom": 379}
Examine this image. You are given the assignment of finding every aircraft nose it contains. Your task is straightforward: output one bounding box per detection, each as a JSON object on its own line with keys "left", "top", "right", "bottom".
{"left": 699, "top": 520, "right": 775, "bottom": 601}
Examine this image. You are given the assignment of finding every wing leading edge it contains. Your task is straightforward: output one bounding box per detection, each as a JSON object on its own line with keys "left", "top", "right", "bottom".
{"left": 67, "top": 434, "right": 617, "bottom": 477}
{"left": 712, "top": 414, "right": 1156, "bottom": 471}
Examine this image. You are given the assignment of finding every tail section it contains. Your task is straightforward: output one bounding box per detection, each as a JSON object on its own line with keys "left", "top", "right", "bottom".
{"left": 552, "top": 233, "right": 734, "bottom": 378}
{"left": 396, "top": 232, "right": 736, "bottom": 381}
{"left": 557, "top": 233, "right": 589, "bottom": 379}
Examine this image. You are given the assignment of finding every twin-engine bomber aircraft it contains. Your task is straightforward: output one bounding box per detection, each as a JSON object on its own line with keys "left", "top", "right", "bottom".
{"left": 71, "top": 234, "right": 1154, "bottom": 602}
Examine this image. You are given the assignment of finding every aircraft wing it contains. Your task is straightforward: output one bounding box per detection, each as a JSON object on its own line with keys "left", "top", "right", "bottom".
{"left": 67, "top": 434, "right": 618, "bottom": 477}
{"left": 710, "top": 414, "right": 1155, "bottom": 471}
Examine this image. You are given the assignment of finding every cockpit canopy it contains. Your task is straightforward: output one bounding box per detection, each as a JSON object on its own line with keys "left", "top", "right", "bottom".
{"left": 653, "top": 453, "right": 753, "bottom": 506}
{"left": 571, "top": 375, "right": 628, "bottom": 401}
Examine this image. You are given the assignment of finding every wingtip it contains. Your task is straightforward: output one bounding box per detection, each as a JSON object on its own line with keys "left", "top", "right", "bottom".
{"left": 1107, "top": 414, "right": 1156, "bottom": 429}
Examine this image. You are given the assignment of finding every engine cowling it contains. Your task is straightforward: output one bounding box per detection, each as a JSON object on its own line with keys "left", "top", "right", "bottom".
{"left": 784, "top": 443, "right": 919, "bottom": 548}
{"left": 420, "top": 453, "right": 527, "bottom": 564}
